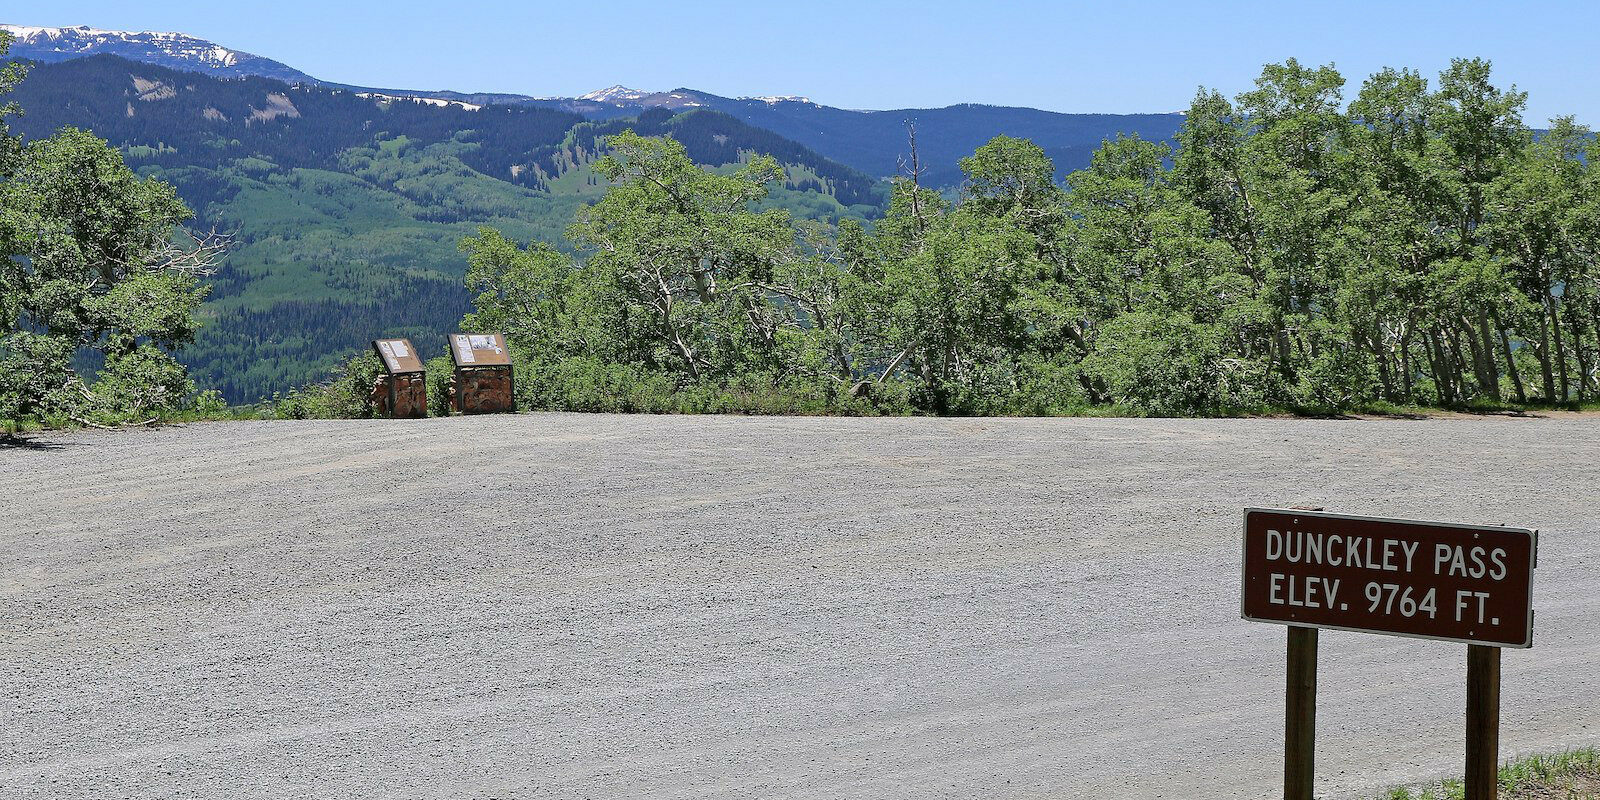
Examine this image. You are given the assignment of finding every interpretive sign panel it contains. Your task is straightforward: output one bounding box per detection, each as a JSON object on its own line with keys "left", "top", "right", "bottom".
{"left": 448, "top": 333, "right": 511, "bottom": 367}
{"left": 1242, "top": 508, "right": 1536, "bottom": 648}
{"left": 372, "top": 338, "right": 425, "bottom": 374}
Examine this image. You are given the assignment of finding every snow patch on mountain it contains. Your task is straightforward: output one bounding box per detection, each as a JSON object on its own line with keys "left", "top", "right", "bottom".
{"left": 741, "top": 95, "right": 816, "bottom": 106}
{"left": 357, "top": 91, "right": 482, "bottom": 112}
{"left": 247, "top": 92, "right": 300, "bottom": 123}
{"left": 579, "top": 85, "right": 650, "bottom": 103}
{"left": 1, "top": 24, "right": 315, "bottom": 83}
{"left": 130, "top": 75, "right": 176, "bottom": 102}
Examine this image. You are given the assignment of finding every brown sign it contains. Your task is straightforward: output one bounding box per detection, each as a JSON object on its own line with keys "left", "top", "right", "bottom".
{"left": 372, "top": 338, "right": 425, "bottom": 374}
{"left": 1242, "top": 508, "right": 1536, "bottom": 648}
{"left": 449, "top": 332, "right": 511, "bottom": 367}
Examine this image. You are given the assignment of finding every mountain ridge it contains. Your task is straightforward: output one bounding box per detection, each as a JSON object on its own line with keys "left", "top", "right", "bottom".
{"left": 1, "top": 23, "right": 1186, "bottom": 183}
{"left": 2, "top": 23, "right": 316, "bottom": 83}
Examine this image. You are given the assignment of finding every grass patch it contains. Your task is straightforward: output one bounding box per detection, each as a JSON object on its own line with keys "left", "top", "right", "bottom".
{"left": 1382, "top": 748, "right": 1600, "bottom": 799}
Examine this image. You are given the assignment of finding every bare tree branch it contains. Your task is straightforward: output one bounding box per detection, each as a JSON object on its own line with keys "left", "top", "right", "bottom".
{"left": 136, "top": 228, "right": 233, "bottom": 276}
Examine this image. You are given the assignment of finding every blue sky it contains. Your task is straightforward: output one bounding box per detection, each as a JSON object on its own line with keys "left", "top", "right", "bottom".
{"left": 17, "top": 0, "right": 1599, "bottom": 123}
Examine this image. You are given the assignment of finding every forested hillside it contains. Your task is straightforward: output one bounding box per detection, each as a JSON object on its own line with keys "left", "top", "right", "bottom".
{"left": 6, "top": 55, "right": 884, "bottom": 401}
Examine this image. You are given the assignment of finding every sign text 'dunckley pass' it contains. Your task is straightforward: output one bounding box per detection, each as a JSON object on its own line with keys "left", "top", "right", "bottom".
{"left": 1242, "top": 508, "right": 1536, "bottom": 647}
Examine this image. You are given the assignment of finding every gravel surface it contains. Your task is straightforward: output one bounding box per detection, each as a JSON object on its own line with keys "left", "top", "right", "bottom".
{"left": 2, "top": 414, "right": 1597, "bottom": 799}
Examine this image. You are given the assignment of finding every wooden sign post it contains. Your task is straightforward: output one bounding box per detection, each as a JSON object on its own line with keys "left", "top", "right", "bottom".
{"left": 1466, "top": 644, "right": 1501, "bottom": 800}
{"left": 1284, "top": 625, "right": 1317, "bottom": 800}
{"left": 1242, "top": 508, "right": 1537, "bottom": 800}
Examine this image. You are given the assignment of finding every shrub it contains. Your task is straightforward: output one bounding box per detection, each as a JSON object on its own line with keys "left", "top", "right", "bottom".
{"left": 272, "top": 352, "right": 382, "bottom": 419}
{"left": 1081, "top": 312, "right": 1233, "bottom": 415}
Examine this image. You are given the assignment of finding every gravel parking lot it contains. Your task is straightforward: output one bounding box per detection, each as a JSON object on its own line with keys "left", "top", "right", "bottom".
{"left": 2, "top": 414, "right": 1597, "bottom": 799}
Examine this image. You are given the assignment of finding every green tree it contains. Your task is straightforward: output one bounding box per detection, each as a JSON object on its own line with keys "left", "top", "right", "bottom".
{"left": 566, "top": 130, "right": 798, "bottom": 382}
{"left": 0, "top": 31, "right": 214, "bottom": 424}
{"left": 1484, "top": 117, "right": 1591, "bottom": 402}
{"left": 958, "top": 134, "right": 1066, "bottom": 244}
{"left": 459, "top": 227, "right": 594, "bottom": 360}
{"left": 1344, "top": 67, "right": 1448, "bottom": 401}
{"left": 1080, "top": 312, "right": 1238, "bottom": 415}
{"left": 842, "top": 138, "right": 1061, "bottom": 413}
{"left": 1062, "top": 135, "right": 1261, "bottom": 409}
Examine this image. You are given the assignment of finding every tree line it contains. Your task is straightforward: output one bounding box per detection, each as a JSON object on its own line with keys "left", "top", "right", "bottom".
{"left": 461, "top": 58, "right": 1600, "bottom": 416}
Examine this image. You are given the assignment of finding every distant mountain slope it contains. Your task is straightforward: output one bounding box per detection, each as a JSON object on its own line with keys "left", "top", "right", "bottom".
{"left": 2, "top": 24, "right": 1187, "bottom": 187}
{"left": 559, "top": 107, "right": 885, "bottom": 207}
{"left": 1, "top": 23, "right": 316, "bottom": 82}
{"left": 6, "top": 55, "right": 882, "bottom": 401}
{"left": 7, "top": 56, "right": 582, "bottom": 175}
{"left": 8, "top": 56, "right": 882, "bottom": 205}
{"left": 524, "top": 89, "right": 1188, "bottom": 185}
{"left": 690, "top": 95, "right": 1187, "bottom": 186}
